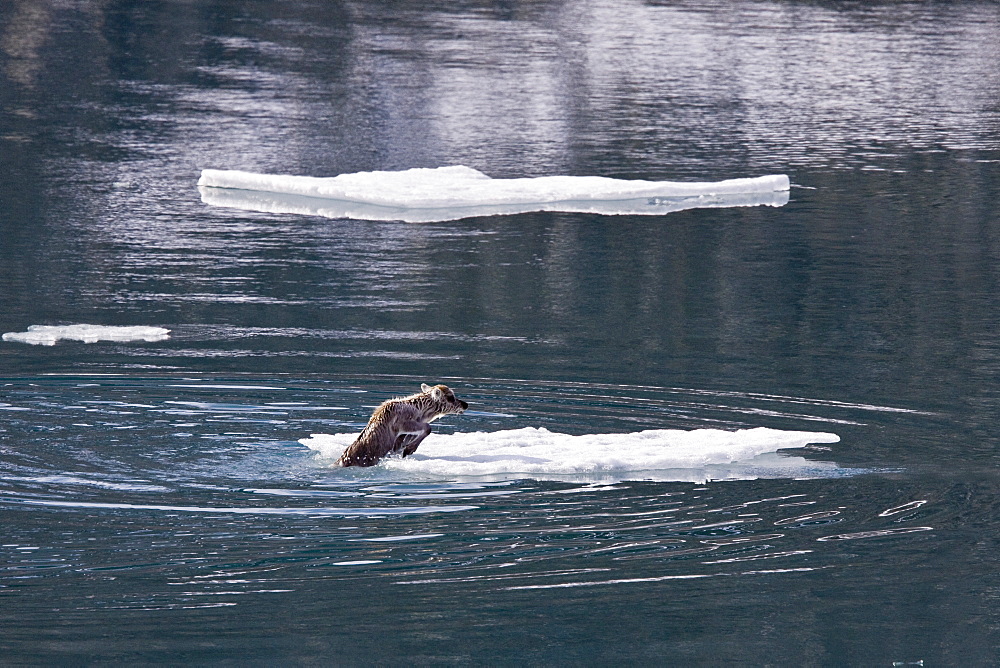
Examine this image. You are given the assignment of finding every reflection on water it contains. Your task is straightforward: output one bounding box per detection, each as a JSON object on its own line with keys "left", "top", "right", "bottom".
{"left": 4, "top": 0, "right": 1000, "bottom": 180}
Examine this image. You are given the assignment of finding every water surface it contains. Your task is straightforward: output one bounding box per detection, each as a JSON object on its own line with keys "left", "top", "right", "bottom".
{"left": 2, "top": 0, "right": 1000, "bottom": 664}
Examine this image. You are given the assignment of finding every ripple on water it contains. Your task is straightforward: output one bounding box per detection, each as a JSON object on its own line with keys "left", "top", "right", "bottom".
{"left": 0, "top": 374, "right": 939, "bottom": 601}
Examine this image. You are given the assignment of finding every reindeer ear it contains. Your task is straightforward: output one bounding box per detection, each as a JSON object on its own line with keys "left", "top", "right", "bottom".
{"left": 421, "top": 383, "right": 432, "bottom": 393}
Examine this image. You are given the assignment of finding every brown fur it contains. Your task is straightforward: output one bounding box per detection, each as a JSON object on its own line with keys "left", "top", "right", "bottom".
{"left": 336, "top": 383, "right": 468, "bottom": 467}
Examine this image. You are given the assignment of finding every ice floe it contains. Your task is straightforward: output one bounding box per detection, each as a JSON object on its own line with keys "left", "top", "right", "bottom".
{"left": 199, "top": 165, "right": 790, "bottom": 222}
{"left": 301, "top": 426, "right": 844, "bottom": 483}
{"left": 2, "top": 324, "right": 171, "bottom": 346}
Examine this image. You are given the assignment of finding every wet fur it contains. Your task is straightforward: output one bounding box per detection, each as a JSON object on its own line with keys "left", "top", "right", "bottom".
{"left": 336, "top": 383, "right": 468, "bottom": 467}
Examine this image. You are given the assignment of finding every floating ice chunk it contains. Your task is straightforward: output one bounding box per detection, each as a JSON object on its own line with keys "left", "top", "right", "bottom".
{"left": 198, "top": 165, "right": 791, "bottom": 207}
{"left": 199, "top": 166, "right": 790, "bottom": 222}
{"left": 301, "top": 427, "right": 843, "bottom": 483}
{"left": 201, "top": 183, "right": 790, "bottom": 223}
{"left": 2, "top": 324, "right": 171, "bottom": 346}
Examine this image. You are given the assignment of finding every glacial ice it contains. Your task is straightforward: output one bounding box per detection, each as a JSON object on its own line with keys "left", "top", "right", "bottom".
{"left": 2, "top": 324, "right": 171, "bottom": 346}
{"left": 301, "top": 426, "right": 843, "bottom": 483}
{"left": 199, "top": 165, "right": 790, "bottom": 222}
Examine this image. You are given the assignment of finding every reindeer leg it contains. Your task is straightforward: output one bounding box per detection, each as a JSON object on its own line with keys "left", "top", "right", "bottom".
{"left": 399, "top": 421, "right": 431, "bottom": 457}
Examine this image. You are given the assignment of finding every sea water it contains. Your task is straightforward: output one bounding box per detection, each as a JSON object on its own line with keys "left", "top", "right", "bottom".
{"left": 2, "top": 0, "right": 1000, "bottom": 664}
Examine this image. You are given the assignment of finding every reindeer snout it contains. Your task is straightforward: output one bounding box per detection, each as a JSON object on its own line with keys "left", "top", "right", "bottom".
{"left": 458, "top": 400, "right": 469, "bottom": 411}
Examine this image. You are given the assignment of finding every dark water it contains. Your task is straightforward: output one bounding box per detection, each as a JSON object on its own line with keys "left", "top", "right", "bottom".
{"left": 3, "top": 0, "right": 1000, "bottom": 664}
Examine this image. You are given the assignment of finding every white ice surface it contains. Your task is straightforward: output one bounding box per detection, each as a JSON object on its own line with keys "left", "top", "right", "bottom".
{"left": 2, "top": 324, "right": 171, "bottom": 346}
{"left": 199, "top": 166, "right": 790, "bottom": 222}
{"left": 301, "top": 427, "right": 843, "bottom": 483}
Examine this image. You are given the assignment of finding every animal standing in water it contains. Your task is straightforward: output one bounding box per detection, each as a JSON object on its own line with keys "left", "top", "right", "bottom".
{"left": 336, "top": 383, "right": 469, "bottom": 467}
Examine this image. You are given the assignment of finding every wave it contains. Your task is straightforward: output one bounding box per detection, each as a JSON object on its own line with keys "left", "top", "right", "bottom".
{"left": 0, "top": 496, "right": 477, "bottom": 517}
{"left": 198, "top": 165, "right": 790, "bottom": 223}
{"left": 300, "top": 427, "right": 845, "bottom": 483}
{"left": 2, "top": 324, "right": 171, "bottom": 346}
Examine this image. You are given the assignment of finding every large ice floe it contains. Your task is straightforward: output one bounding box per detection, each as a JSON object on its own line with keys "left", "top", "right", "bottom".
{"left": 199, "top": 165, "right": 790, "bottom": 223}
{"left": 301, "top": 427, "right": 844, "bottom": 483}
{"left": 2, "top": 324, "right": 171, "bottom": 346}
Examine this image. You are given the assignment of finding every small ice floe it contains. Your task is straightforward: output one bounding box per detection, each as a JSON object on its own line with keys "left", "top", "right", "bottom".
{"left": 2, "top": 324, "right": 171, "bottom": 346}
{"left": 199, "top": 165, "right": 790, "bottom": 222}
{"left": 301, "top": 427, "right": 844, "bottom": 483}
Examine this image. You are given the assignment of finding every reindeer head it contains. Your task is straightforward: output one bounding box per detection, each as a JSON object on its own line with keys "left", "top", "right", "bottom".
{"left": 420, "top": 383, "right": 469, "bottom": 418}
